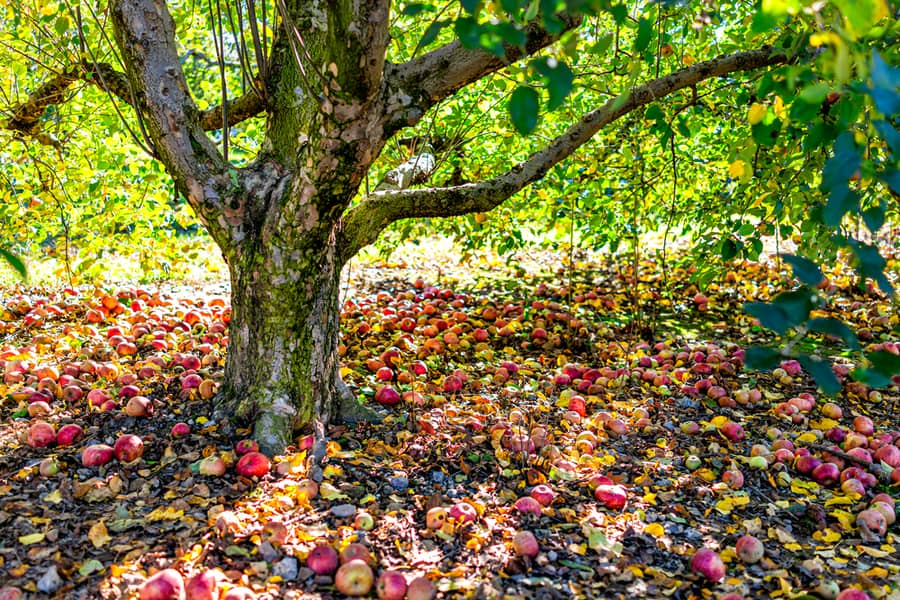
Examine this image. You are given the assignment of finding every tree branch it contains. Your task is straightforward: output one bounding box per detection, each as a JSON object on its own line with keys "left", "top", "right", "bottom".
{"left": 3, "top": 61, "right": 265, "bottom": 137}
{"left": 109, "top": 0, "right": 239, "bottom": 247}
{"left": 381, "top": 13, "right": 582, "bottom": 135}
{"left": 341, "top": 47, "right": 789, "bottom": 262}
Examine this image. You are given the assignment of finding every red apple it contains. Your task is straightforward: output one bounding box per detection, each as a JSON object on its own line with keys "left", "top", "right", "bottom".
{"left": 811, "top": 462, "right": 840, "bottom": 487}
{"left": 513, "top": 530, "right": 539, "bottom": 557}
{"left": 184, "top": 569, "right": 223, "bottom": 600}
{"left": 514, "top": 496, "right": 542, "bottom": 516}
{"left": 0, "top": 587, "right": 23, "bottom": 600}
{"left": 335, "top": 559, "right": 374, "bottom": 596}
{"left": 235, "top": 452, "right": 270, "bottom": 478}
{"left": 375, "top": 570, "right": 408, "bottom": 600}
{"left": 835, "top": 590, "right": 871, "bottom": 600}
{"left": 720, "top": 421, "right": 745, "bottom": 442}
{"left": 856, "top": 508, "right": 887, "bottom": 536}
{"left": 735, "top": 535, "right": 764, "bottom": 564}
{"left": 690, "top": 548, "right": 725, "bottom": 582}
{"left": 82, "top": 444, "right": 115, "bottom": 467}
{"left": 870, "top": 501, "right": 896, "bottom": 526}
{"left": 114, "top": 434, "right": 144, "bottom": 462}
{"left": 406, "top": 577, "right": 436, "bottom": 600}
{"left": 197, "top": 455, "right": 226, "bottom": 476}
{"left": 374, "top": 385, "right": 401, "bottom": 406}
{"left": 594, "top": 484, "right": 627, "bottom": 510}
{"left": 530, "top": 484, "right": 556, "bottom": 506}
{"left": 341, "top": 542, "right": 373, "bottom": 565}
{"left": 56, "top": 423, "right": 84, "bottom": 446}
{"left": 306, "top": 544, "right": 339, "bottom": 575}
{"left": 140, "top": 568, "right": 185, "bottom": 600}
{"left": 853, "top": 416, "right": 874, "bottom": 436}
{"left": 125, "top": 395, "right": 153, "bottom": 417}
{"left": 26, "top": 421, "right": 56, "bottom": 448}
{"left": 448, "top": 502, "right": 477, "bottom": 523}
{"left": 171, "top": 423, "right": 191, "bottom": 438}
{"left": 235, "top": 439, "right": 259, "bottom": 455}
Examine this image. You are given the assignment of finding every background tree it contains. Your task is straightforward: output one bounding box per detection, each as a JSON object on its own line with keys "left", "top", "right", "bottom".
{"left": 1, "top": 0, "right": 897, "bottom": 453}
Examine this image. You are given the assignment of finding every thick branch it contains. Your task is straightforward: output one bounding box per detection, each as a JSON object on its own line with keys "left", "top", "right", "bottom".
{"left": 341, "top": 47, "right": 788, "bottom": 262}
{"left": 3, "top": 61, "right": 264, "bottom": 137}
{"left": 382, "top": 13, "right": 582, "bottom": 134}
{"left": 109, "top": 0, "right": 237, "bottom": 244}
{"left": 4, "top": 64, "right": 129, "bottom": 135}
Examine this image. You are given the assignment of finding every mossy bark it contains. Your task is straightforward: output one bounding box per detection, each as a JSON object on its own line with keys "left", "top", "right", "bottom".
{"left": 219, "top": 232, "right": 347, "bottom": 455}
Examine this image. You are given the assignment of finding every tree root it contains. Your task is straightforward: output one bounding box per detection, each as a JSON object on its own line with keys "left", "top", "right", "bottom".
{"left": 337, "top": 382, "right": 385, "bottom": 425}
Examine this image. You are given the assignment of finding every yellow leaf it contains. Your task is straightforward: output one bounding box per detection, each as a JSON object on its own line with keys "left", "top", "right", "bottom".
{"left": 146, "top": 507, "right": 184, "bottom": 521}
{"left": 865, "top": 567, "right": 888, "bottom": 578}
{"left": 860, "top": 545, "right": 893, "bottom": 558}
{"left": 644, "top": 523, "right": 665, "bottom": 538}
{"left": 728, "top": 160, "right": 746, "bottom": 179}
{"left": 829, "top": 509, "right": 855, "bottom": 530}
{"left": 642, "top": 492, "right": 657, "bottom": 505}
{"left": 18, "top": 533, "right": 45, "bottom": 545}
{"left": 89, "top": 521, "right": 111, "bottom": 549}
{"left": 784, "top": 543, "right": 803, "bottom": 552}
{"left": 796, "top": 432, "right": 817, "bottom": 444}
{"left": 318, "top": 482, "right": 349, "bottom": 501}
{"left": 826, "top": 495, "right": 857, "bottom": 506}
{"left": 748, "top": 103, "right": 767, "bottom": 125}
{"left": 810, "top": 418, "right": 838, "bottom": 431}
{"left": 43, "top": 489, "right": 62, "bottom": 504}
{"left": 812, "top": 528, "right": 841, "bottom": 543}
{"left": 715, "top": 495, "right": 750, "bottom": 515}
{"left": 810, "top": 31, "right": 841, "bottom": 47}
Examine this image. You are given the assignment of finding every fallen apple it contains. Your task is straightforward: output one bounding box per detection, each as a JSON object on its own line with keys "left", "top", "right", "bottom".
{"left": 26, "top": 421, "right": 56, "bottom": 448}
{"left": 340, "top": 542, "right": 373, "bottom": 565}
{"left": 235, "top": 451, "right": 270, "bottom": 478}
{"left": 690, "top": 548, "right": 725, "bottom": 582}
{"left": 140, "top": 568, "right": 185, "bottom": 600}
{"left": 114, "top": 434, "right": 144, "bottom": 462}
{"left": 375, "top": 569, "right": 408, "bottom": 600}
{"left": 184, "top": 569, "right": 223, "bottom": 600}
{"left": 448, "top": 501, "right": 477, "bottom": 523}
{"left": 306, "top": 544, "right": 339, "bottom": 575}
{"left": 734, "top": 534, "right": 764, "bottom": 564}
{"left": 513, "top": 530, "right": 539, "bottom": 557}
{"left": 405, "top": 577, "right": 436, "bottom": 600}
{"left": 425, "top": 506, "right": 447, "bottom": 530}
{"left": 56, "top": 423, "right": 84, "bottom": 446}
{"left": 335, "top": 559, "right": 374, "bottom": 596}
{"left": 82, "top": 444, "right": 115, "bottom": 467}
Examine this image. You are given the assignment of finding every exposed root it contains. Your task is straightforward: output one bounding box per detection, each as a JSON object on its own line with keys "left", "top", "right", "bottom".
{"left": 336, "top": 379, "right": 385, "bottom": 425}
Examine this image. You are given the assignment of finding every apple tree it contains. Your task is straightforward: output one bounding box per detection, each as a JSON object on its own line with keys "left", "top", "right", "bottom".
{"left": 2, "top": 0, "right": 897, "bottom": 453}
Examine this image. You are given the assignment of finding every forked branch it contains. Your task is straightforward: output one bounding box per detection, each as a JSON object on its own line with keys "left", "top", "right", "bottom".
{"left": 341, "top": 47, "right": 789, "bottom": 263}
{"left": 382, "top": 13, "right": 583, "bottom": 134}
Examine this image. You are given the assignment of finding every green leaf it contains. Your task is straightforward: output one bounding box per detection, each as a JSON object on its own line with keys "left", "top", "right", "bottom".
{"left": 782, "top": 254, "right": 823, "bottom": 285}
{"left": 798, "top": 354, "right": 840, "bottom": 395}
{"left": 534, "top": 58, "right": 573, "bottom": 110}
{"left": 416, "top": 19, "right": 450, "bottom": 53}
{"left": 509, "top": 85, "right": 540, "bottom": 135}
{"left": 807, "top": 317, "right": 859, "bottom": 349}
{"left": 745, "top": 346, "right": 781, "bottom": 371}
{"left": 744, "top": 289, "right": 815, "bottom": 334}
{"left": 0, "top": 248, "right": 26, "bottom": 280}
{"left": 853, "top": 351, "right": 900, "bottom": 387}
{"left": 634, "top": 17, "right": 653, "bottom": 52}
{"left": 54, "top": 16, "right": 69, "bottom": 36}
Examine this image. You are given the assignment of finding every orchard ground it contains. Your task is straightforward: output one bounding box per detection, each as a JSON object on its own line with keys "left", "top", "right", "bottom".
{"left": 0, "top": 238, "right": 899, "bottom": 600}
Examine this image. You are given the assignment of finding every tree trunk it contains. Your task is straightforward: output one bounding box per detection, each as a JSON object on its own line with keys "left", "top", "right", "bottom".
{"left": 219, "top": 233, "right": 365, "bottom": 455}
